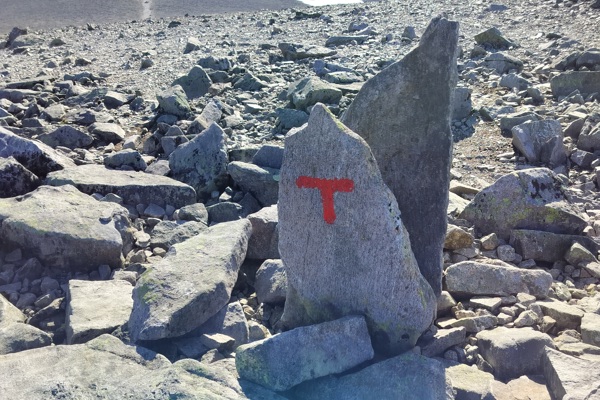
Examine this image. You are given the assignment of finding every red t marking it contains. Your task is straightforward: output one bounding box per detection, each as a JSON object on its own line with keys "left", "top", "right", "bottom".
{"left": 296, "top": 176, "right": 354, "bottom": 224}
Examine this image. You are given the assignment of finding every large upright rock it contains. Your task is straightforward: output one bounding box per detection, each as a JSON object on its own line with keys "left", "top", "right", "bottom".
{"left": 128, "top": 219, "right": 252, "bottom": 342}
{"left": 169, "top": 123, "right": 229, "bottom": 202}
{"left": 278, "top": 104, "right": 436, "bottom": 355}
{"left": 340, "top": 16, "right": 459, "bottom": 296}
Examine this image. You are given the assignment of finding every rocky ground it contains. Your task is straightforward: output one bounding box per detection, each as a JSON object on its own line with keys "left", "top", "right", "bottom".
{"left": 1, "top": 0, "right": 600, "bottom": 398}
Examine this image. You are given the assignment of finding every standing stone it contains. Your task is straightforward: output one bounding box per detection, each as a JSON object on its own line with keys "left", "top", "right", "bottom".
{"left": 278, "top": 104, "right": 436, "bottom": 355}
{"left": 340, "top": 16, "right": 459, "bottom": 296}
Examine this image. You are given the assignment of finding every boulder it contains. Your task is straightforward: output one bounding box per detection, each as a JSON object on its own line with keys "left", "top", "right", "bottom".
{"left": 186, "top": 301, "right": 249, "bottom": 349}
{"left": 577, "top": 116, "right": 600, "bottom": 152}
{"left": 149, "top": 220, "right": 207, "bottom": 250}
{"left": 543, "top": 347, "right": 600, "bottom": 400}
{"left": 46, "top": 164, "right": 196, "bottom": 208}
{"left": 420, "top": 327, "right": 467, "bottom": 358}
{"left": 172, "top": 66, "right": 212, "bottom": 99}
{"left": 66, "top": 279, "right": 134, "bottom": 344}
{"left": 103, "top": 149, "right": 147, "bottom": 171}
{"left": 187, "top": 99, "right": 224, "bottom": 135}
{"left": 278, "top": 104, "right": 436, "bottom": 355}
{"left": 246, "top": 205, "right": 279, "bottom": 259}
{"left": 88, "top": 122, "right": 126, "bottom": 144}
{"left": 255, "top": 259, "right": 287, "bottom": 304}
{"left": 581, "top": 312, "right": 600, "bottom": 348}
{"left": 0, "top": 295, "right": 25, "bottom": 324}
{"left": 444, "top": 224, "right": 474, "bottom": 250}
{"left": 452, "top": 86, "right": 472, "bottom": 121}
{"left": 511, "top": 120, "right": 566, "bottom": 167}
{"left": 169, "top": 123, "right": 229, "bottom": 202}
{"left": 38, "top": 125, "right": 94, "bottom": 149}
{"left": 445, "top": 261, "right": 553, "bottom": 298}
{"left": 483, "top": 52, "right": 524, "bottom": 74}
{"left": 0, "top": 323, "right": 52, "bottom": 355}
{"left": 228, "top": 162, "right": 279, "bottom": 206}
{"left": 550, "top": 71, "right": 600, "bottom": 98}
{"left": 536, "top": 299, "right": 584, "bottom": 330}
{"left": 233, "top": 73, "right": 268, "bottom": 91}
{"left": 128, "top": 219, "right": 252, "bottom": 341}
{"left": 0, "top": 185, "right": 131, "bottom": 271}
{"left": 460, "top": 168, "right": 586, "bottom": 240}
{"left": 252, "top": 145, "right": 284, "bottom": 170}
{"left": 500, "top": 111, "right": 542, "bottom": 135}
{"left": 287, "top": 76, "right": 343, "bottom": 110}
{"left": 510, "top": 229, "right": 598, "bottom": 263}
{"left": 236, "top": 316, "right": 373, "bottom": 392}
{"left": 474, "top": 27, "right": 516, "bottom": 49}
{"left": 157, "top": 85, "right": 191, "bottom": 117}
{"left": 445, "top": 363, "right": 497, "bottom": 400}
{"left": 278, "top": 43, "right": 337, "bottom": 61}
{"left": 0, "top": 156, "right": 39, "bottom": 197}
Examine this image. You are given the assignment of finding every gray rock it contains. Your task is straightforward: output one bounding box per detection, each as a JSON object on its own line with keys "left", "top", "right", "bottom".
{"left": 341, "top": 16, "right": 458, "bottom": 296}
{"left": 576, "top": 116, "right": 600, "bottom": 152}
{"left": 476, "top": 327, "right": 553, "bottom": 381}
{"left": 252, "top": 145, "right": 284, "bottom": 170}
{"left": 207, "top": 202, "right": 242, "bottom": 223}
{"left": 255, "top": 259, "right": 287, "bottom": 304}
{"left": 536, "top": 299, "right": 584, "bottom": 330}
{"left": 499, "top": 111, "right": 541, "bottom": 134}
{"left": 439, "top": 315, "right": 497, "bottom": 333}
{"left": 184, "top": 37, "right": 202, "bottom": 54}
{"left": 0, "top": 185, "right": 131, "bottom": 271}
{"left": 38, "top": 125, "right": 94, "bottom": 149}
{"left": 474, "top": 27, "right": 516, "bottom": 49}
{"left": 500, "top": 73, "right": 531, "bottom": 91}
{"left": 187, "top": 99, "right": 223, "bottom": 135}
{"left": 66, "top": 279, "right": 133, "bottom": 344}
{"left": 0, "top": 323, "right": 52, "bottom": 355}
{"left": 511, "top": 119, "right": 566, "bottom": 167}
{"left": 289, "top": 351, "right": 451, "bottom": 400}
{"left": 421, "top": 327, "right": 467, "bottom": 358}
{"left": 570, "top": 149, "right": 595, "bottom": 168}
{"left": 46, "top": 164, "right": 196, "bottom": 208}
{"left": 452, "top": 86, "right": 472, "bottom": 121}
{"left": 325, "top": 35, "right": 368, "bottom": 47}
{"left": 564, "top": 242, "right": 597, "bottom": 266}
{"left": 128, "top": 219, "right": 252, "bottom": 341}
{"left": 172, "top": 66, "right": 212, "bottom": 99}
{"left": 444, "top": 224, "right": 474, "bottom": 250}
{"left": 233, "top": 73, "right": 268, "bottom": 91}
{"left": 543, "top": 346, "right": 600, "bottom": 400}
{"left": 227, "top": 161, "right": 279, "bottom": 207}
{"left": 274, "top": 108, "right": 310, "bottom": 133}
{"left": 278, "top": 43, "right": 337, "bottom": 61}
{"left": 103, "top": 91, "right": 129, "bottom": 109}
{"left": 445, "top": 363, "right": 497, "bottom": 400}
{"left": 445, "top": 260, "right": 553, "bottom": 298}
{"left": 198, "top": 56, "right": 234, "bottom": 71}
{"left": 278, "top": 104, "right": 436, "bottom": 355}
{"left": 581, "top": 312, "right": 600, "bottom": 348}
{"left": 161, "top": 131, "right": 189, "bottom": 157}
{"left": 157, "top": 85, "right": 191, "bottom": 118}
{"left": 510, "top": 229, "right": 598, "bottom": 263}
{"left": 246, "top": 205, "right": 279, "bottom": 260}
{"left": 0, "top": 125, "right": 75, "bottom": 177}
{"left": 236, "top": 315, "right": 374, "bottom": 392}
{"left": 460, "top": 168, "right": 586, "bottom": 240}
{"left": 483, "top": 52, "right": 524, "bottom": 74}
{"left": 550, "top": 71, "right": 600, "bottom": 98}
{"left": 169, "top": 123, "right": 229, "bottom": 202}
{"left": 178, "top": 203, "right": 209, "bottom": 224}
{"left": 104, "top": 149, "right": 147, "bottom": 171}
{"left": 287, "top": 77, "right": 343, "bottom": 110}
{"left": 150, "top": 220, "right": 207, "bottom": 250}
{"left": 88, "top": 122, "right": 126, "bottom": 144}
{"left": 187, "top": 301, "right": 249, "bottom": 349}
{"left": 0, "top": 295, "right": 25, "bottom": 324}
{"left": 0, "top": 156, "right": 39, "bottom": 197}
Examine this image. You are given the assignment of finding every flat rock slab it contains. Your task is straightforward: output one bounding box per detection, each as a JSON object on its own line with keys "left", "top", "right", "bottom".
{"left": 128, "top": 219, "right": 252, "bottom": 342}
{"left": 278, "top": 104, "right": 435, "bottom": 356}
{"left": 66, "top": 279, "right": 134, "bottom": 344}
{"left": 0, "top": 185, "right": 130, "bottom": 271}
{"left": 543, "top": 347, "right": 600, "bottom": 400}
{"left": 236, "top": 315, "right": 374, "bottom": 391}
{"left": 510, "top": 229, "right": 598, "bottom": 263}
{"left": 46, "top": 164, "right": 196, "bottom": 208}
{"left": 0, "top": 322, "right": 52, "bottom": 355}
{"left": 460, "top": 168, "right": 586, "bottom": 240}
{"left": 536, "top": 299, "right": 584, "bottom": 330}
{"left": 550, "top": 71, "right": 600, "bottom": 97}
{"left": 341, "top": 16, "right": 459, "bottom": 296}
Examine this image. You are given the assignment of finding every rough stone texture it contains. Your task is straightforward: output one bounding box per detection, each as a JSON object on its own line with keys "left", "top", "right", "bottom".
{"left": 0, "top": 156, "right": 40, "bottom": 197}
{"left": 66, "top": 279, "right": 134, "bottom": 344}
{"left": 236, "top": 316, "right": 374, "bottom": 392}
{"left": 445, "top": 261, "right": 553, "bottom": 298}
{"left": 178, "top": 203, "right": 209, "bottom": 224}
{"left": 88, "top": 122, "right": 126, "bottom": 143}
{"left": 288, "top": 351, "right": 451, "bottom": 400}
{"left": 172, "top": 65, "right": 212, "bottom": 99}
{"left": 511, "top": 119, "right": 566, "bottom": 167}
{"left": 255, "top": 259, "right": 287, "bottom": 304}
{"left": 341, "top": 16, "right": 459, "bottom": 296}
{"left": 157, "top": 84, "right": 191, "bottom": 117}
{"left": 46, "top": 164, "right": 196, "bottom": 208}
{"left": 491, "top": 376, "right": 551, "bottom": 400}
{"left": 476, "top": 327, "right": 554, "bottom": 381}
{"left": 0, "top": 322, "right": 51, "bottom": 355}
{"left": 550, "top": 71, "right": 600, "bottom": 98}
{"left": 536, "top": 299, "right": 584, "bottom": 330}
{"left": 581, "top": 312, "right": 600, "bottom": 348}
{"left": 543, "top": 346, "right": 600, "bottom": 400}
{"left": 104, "top": 149, "right": 147, "bottom": 171}
{"left": 0, "top": 295, "right": 25, "bottom": 324}
{"left": 510, "top": 229, "right": 598, "bottom": 263}
{"left": 252, "top": 145, "right": 284, "bottom": 170}
{"left": 150, "top": 220, "right": 207, "bottom": 250}
{"left": 444, "top": 224, "right": 474, "bottom": 250}
{"left": 228, "top": 162, "right": 279, "bottom": 207}
{"left": 169, "top": 123, "right": 229, "bottom": 202}
{"left": 287, "top": 76, "right": 343, "bottom": 110}
{"left": 128, "top": 219, "right": 252, "bottom": 341}
{"left": 278, "top": 104, "right": 436, "bottom": 356}
{"left": 0, "top": 125, "right": 75, "bottom": 177}
{"left": 38, "top": 125, "right": 94, "bottom": 149}
{"left": 246, "top": 205, "right": 279, "bottom": 259}
{"left": 0, "top": 185, "right": 130, "bottom": 271}
{"left": 445, "top": 363, "right": 497, "bottom": 400}
{"left": 460, "top": 168, "right": 586, "bottom": 240}
{"left": 483, "top": 52, "right": 524, "bottom": 75}
{"left": 421, "top": 327, "right": 467, "bottom": 358}
{"left": 187, "top": 301, "right": 249, "bottom": 349}
{"left": 474, "top": 27, "right": 516, "bottom": 49}
{"left": 279, "top": 42, "right": 337, "bottom": 61}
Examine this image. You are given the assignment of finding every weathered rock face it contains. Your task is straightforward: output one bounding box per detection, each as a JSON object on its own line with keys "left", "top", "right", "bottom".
{"left": 227, "top": 162, "right": 279, "bottom": 206}
{"left": 172, "top": 65, "right": 212, "bottom": 99}
{"left": 550, "top": 71, "right": 600, "bottom": 98}
{"left": 543, "top": 346, "right": 600, "bottom": 400}
{"left": 511, "top": 119, "right": 566, "bottom": 167}
{"left": 0, "top": 156, "right": 40, "bottom": 197}
{"left": 510, "top": 229, "right": 598, "bottom": 263}
{"left": 278, "top": 104, "right": 436, "bottom": 356}
{"left": 340, "top": 16, "right": 459, "bottom": 296}
{"left": 38, "top": 125, "right": 94, "bottom": 149}
{"left": 169, "top": 123, "right": 229, "bottom": 202}
{"left": 0, "top": 185, "right": 131, "bottom": 271}
{"left": 128, "top": 219, "right": 252, "bottom": 342}
{"left": 46, "top": 164, "right": 196, "bottom": 208}
{"left": 236, "top": 316, "right": 374, "bottom": 392}
{"left": 460, "top": 168, "right": 586, "bottom": 240}
{"left": 246, "top": 205, "right": 279, "bottom": 259}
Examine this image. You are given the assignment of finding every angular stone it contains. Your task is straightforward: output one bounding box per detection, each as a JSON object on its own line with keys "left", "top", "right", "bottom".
{"left": 477, "top": 327, "right": 554, "bottom": 381}
{"left": 287, "top": 76, "right": 343, "bottom": 110}
{"left": 38, "top": 125, "right": 94, "bottom": 149}
{"left": 565, "top": 242, "right": 597, "bottom": 266}
{"left": 474, "top": 27, "right": 516, "bottom": 49}
{"left": 104, "top": 149, "right": 147, "bottom": 171}
{"left": 88, "top": 122, "right": 126, "bottom": 144}
{"left": 500, "top": 111, "right": 541, "bottom": 135}
{"left": 445, "top": 363, "right": 497, "bottom": 400}
{"left": 0, "top": 156, "right": 39, "bottom": 197}
{"left": 439, "top": 315, "right": 497, "bottom": 333}
{"left": 169, "top": 123, "right": 228, "bottom": 202}
{"left": 0, "top": 126, "right": 75, "bottom": 177}
{"left": 581, "top": 312, "right": 600, "bottom": 348}
{"left": 0, "top": 323, "right": 52, "bottom": 355}
{"left": 452, "top": 86, "right": 472, "bottom": 121}
{"left": 484, "top": 52, "right": 524, "bottom": 74}
{"left": 236, "top": 316, "right": 374, "bottom": 392}
{"left": 46, "top": 164, "right": 196, "bottom": 208}
{"left": 157, "top": 85, "right": 191, "bottom": 117}
{"left": 66, "top": 279, "right": 133, "bottom": 344}
{"left": 510, "top": 229, "right": 598, "bottom": 263}
{"left": 246, "top": 205, "right": 279, "bottom": 260}
{"left": 445, "top": 261, "right": 553, "bottom": 298}
{"left": 183, "top": 37, "right": 201, "bottom": 53}
{"left": 128, "top": 219, "right": 252, "bottom": 341}
{"left": 227, "top": 162, "right": 279, "bottom": 207}
{"left": 460, "top": 168, "right": 586, "bottom": 240}
{"left": 172, "top": 66, "right": 212, "bottom": 99}
{"left": 536, "top": 299, "right": 584, "bottom": 330}
{"left": 234, "top": 73, "right": 268, "bottom": 92}
{"left": 543, "top": 347, "right": 600, "bottom": 400}
{"left": 325, "top": 35, "right": 369, "bottom": 47}
{"left": 0, "top": 185, "right": 130, "bottom": 271}
{"left": 444, "top": 224, "right": 474, "bottom": 250}
{"left": 187, "top": 301, "right": 249, "bottom": 349}
{"left": 150, "top": 220, "right": 207, "bottom": 250}
{"left": 278, "top": 43, "right": 337, "bottom": 61}
{"left": 178, "top": 203, "right": 209, "bottom": 224}
{"left": 421, "top": 327, "right": 467, "bottom": 358}
{"left": 341, "top": 17, "right": 458, "bottom": 296}
{"left": 278, "top": 104, "right": 436, "bottom": 355}
{"left": 512, "top": 120, "right": 566, "bottom": 167}
{"left": 252, "top": 145, "right": 284, "bottom": 170}
{"left": 550, "top": 71, "right": 600, "bottom": 98}
{"left": 491, "top": 375, "right": 551, "bottom": 400}
{"left": 255, "top": 259, "right": 287, "bottom": 305}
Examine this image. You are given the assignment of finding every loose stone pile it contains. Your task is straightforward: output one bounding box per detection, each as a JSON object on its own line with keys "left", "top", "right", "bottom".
{"left": 0, "top": 0, "right": 600, "bottom": 398}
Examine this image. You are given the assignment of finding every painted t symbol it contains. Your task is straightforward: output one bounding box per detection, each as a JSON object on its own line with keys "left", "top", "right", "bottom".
{"left": 296, "top": 176, "right": 354, "bottom": 224}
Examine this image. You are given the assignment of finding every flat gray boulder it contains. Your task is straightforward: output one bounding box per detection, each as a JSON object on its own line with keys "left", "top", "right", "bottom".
{"left": 236, "top": 316, "right": 373, "bottom": 392}
{"left": 550, "top": 71, "right": 600, "bottom": 98}
{"left": 0, "top": 185, "right": 131, "bottom": 271}
{"left": 129, "top": 219, "right": 252, "bottom": 342}
{"left": 66, "top": 279, "right": 134, "bottom": 344}
{"left": 38, "top": 125, "right": 94, "bottom": 149}
{"left": 46, "top": 164, "right": 196, "bottom": 208}
{"left": 287, "top": 76, "right": 343, "bottom": 110}
{"left": 149, "top": 220, "right": 207, "bottom": 250}
{"left": 460, "top": 168, "right": 586, "bottom": 240}
{"left": 0, "top": 156, "right": 40, "bottom": 197}
{"left": 341, "top": 16, "right": 459, "bottom": 296}
{"left": 0, "top": 322, "right": 52, "bottom": 355}
{"left": 510, "top": 229, "right": 598, "bottom": 263}
{"left": 278, "top": 104, "right": 436, "bottom": 355}
{"left": 543, "top": 346, "right": 600, "bottom": 400}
